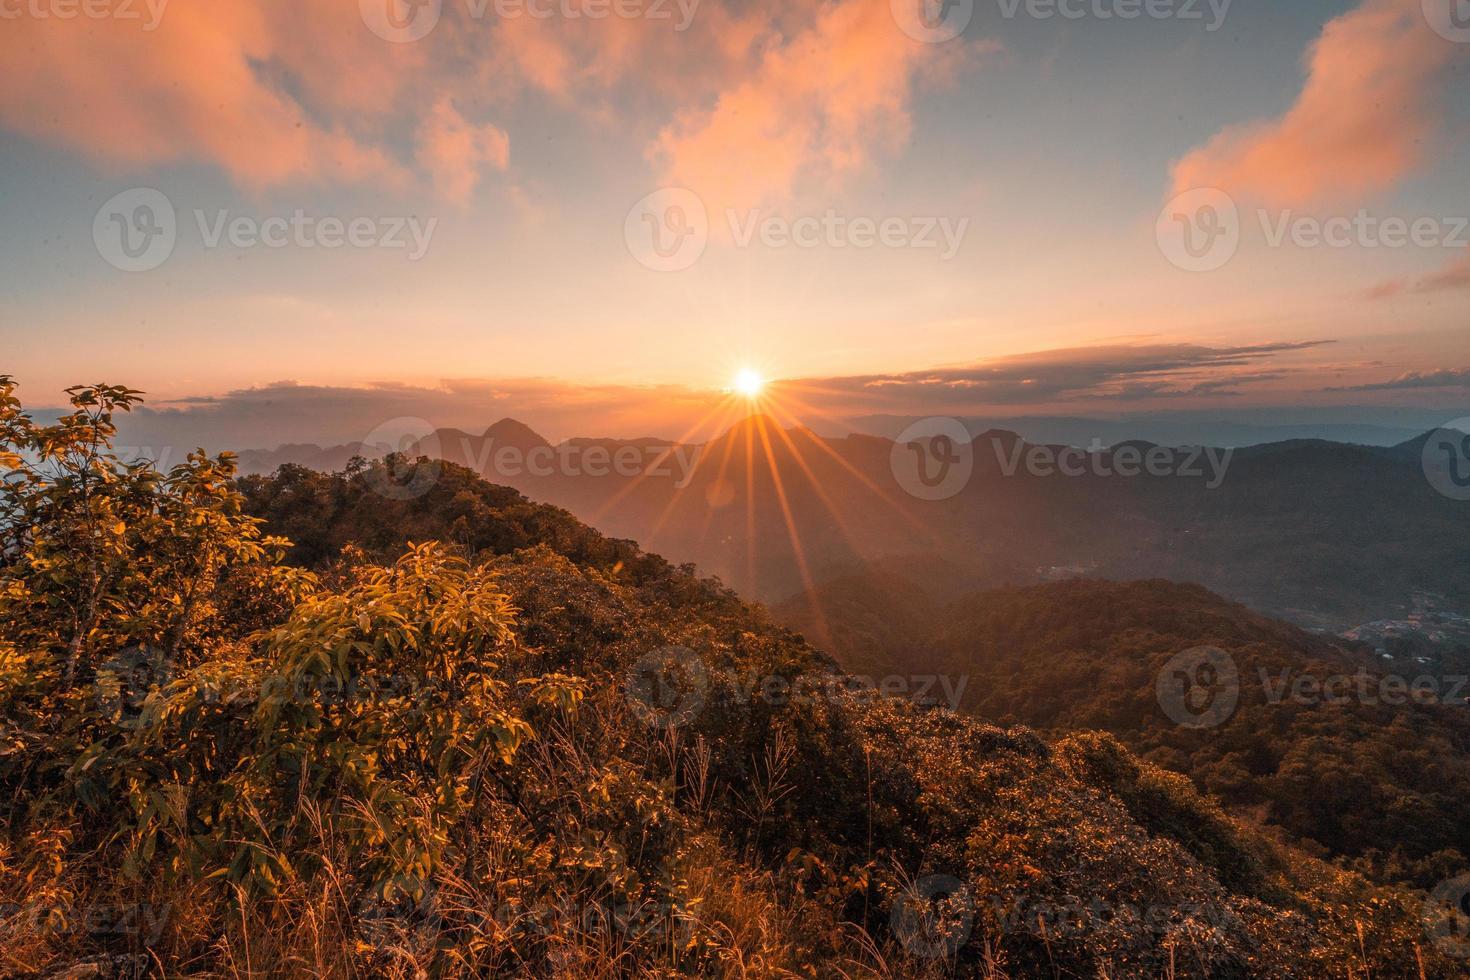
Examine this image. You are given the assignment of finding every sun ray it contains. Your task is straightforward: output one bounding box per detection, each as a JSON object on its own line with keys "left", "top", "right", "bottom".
{"left": 766, "top": 389, "right": 946, "bottom": 548}
{"left": 696, "top": 402, "right": 745, "bottom": 544}
{"left": 750, "top": 413, "right": 826, "bottom": 640}
{"left": 586, "top": 396, "right": 742, "bottom": 530}
{"left": 640, "top": 403, "right": 745, "bottom": 549}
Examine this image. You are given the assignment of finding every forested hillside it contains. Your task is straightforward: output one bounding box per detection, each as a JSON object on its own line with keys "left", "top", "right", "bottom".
{"left": 1, "top": 382, "right": 1465, "bottom": 977}
{"left": 778, "top": 575, "right": 1470, "bottom": 889}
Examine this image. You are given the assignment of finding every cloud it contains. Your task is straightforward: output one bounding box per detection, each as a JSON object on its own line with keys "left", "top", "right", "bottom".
{"left": 0, "top": 2, "right": 416, "bottom": 192}
{"left": 415, "top": 99, "right": 511, "bottom": 204}
{"left": 481, "top": 1, "right": 774, "bottom": 107}
{"left": 84, "top": 342, "right": 1332, "bottom": 451}
{"left": 0, "top": 1, "right": 749, "bottom": 198}
{"left": 107, "top": 378, "right": 727, "bottom": 450}
{"left": 1367, "top": 249, "right": 1470, "bottom": 299}
{"left": 1169, "top": 0, "right": 1459, "bottom": 208}
{"left": 648, "top": 0, "right": 984, "bottom": 211}
{"left": 1326, "top": 368, "right": 1470, "bottom": 391}
{"left": 0, "top": 0, "right": 963, "bottom": 209}
{"left": 788, "top": 342, "right": 1332, "bottom": 408}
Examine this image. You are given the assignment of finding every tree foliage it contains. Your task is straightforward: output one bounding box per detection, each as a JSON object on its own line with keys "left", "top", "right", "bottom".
{"left": 0, "top": 381, "right": 1462, "bottom": 977}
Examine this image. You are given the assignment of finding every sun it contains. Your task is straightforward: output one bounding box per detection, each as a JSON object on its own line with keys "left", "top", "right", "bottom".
{"left": 732, "top": 368, "right": 765, "bottom": 399}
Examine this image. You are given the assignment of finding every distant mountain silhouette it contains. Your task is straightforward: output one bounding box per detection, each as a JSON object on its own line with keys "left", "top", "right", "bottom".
{"left": 483, "top": 417, "right": 554, "bottom": 451}
{"left": 846, "top": 414, "right": 1436, "bottom": 448}
{"left": 236, "top": 441, "right": 375, "bottom": 474}
{"left": 236, "top": 419, "right": 1470, "bottom": 628}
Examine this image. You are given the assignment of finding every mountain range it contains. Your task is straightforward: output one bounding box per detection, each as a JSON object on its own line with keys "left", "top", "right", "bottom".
{"left": 236, "top": 416, "right": 1470, "bottom": 633}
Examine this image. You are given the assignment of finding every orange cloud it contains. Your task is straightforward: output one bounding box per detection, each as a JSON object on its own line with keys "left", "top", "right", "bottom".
{"left": 1367, "top": 248, "right": 1470, "bottom": 299}
{"left": 476, "top": 1, "right": 778, "bottom": 113}
{"left": 0, "top": 0, "right": 964, "bottom": 207}
{"left": 648, "top": 0, "right": 979, "bottom": 212}
{"left": 1169, "top": 0, "right": 1460, "bottom": 208}
{"left": 416, "top": 99, "right": 511, "bottom": 204}
{"left": 0, "top": 2, "right": 416, "bottom": 191}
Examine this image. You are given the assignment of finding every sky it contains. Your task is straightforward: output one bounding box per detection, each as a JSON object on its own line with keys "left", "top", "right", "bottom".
{"left": 0, "top": 0, "right": 1468, "bottom": 445}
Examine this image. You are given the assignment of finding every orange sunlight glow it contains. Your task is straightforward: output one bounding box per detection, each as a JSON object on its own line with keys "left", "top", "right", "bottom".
{"left": 733, "top": 369, "right": 765, "bottom": 399}
{"left": 582, "top": 366, "right": 947, "bottom": 657}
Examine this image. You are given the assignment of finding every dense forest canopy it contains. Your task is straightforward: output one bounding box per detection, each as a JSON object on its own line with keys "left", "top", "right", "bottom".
{"left": 1, "top": 381, "right": 1467, "bottom": 977}
{"left": 778, "top": 574, "right": 1470, "bottom": 889}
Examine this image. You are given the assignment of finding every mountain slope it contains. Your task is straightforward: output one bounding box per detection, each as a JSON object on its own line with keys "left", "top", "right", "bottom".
{"left": 232, "top": 458, "right": 1463, "bottom": 973}
{"left": 0, "top": 409, "right": 1432, "bottom": 975}
{"left": 777, "top": 574, "right": 1470, "bottom": 887}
